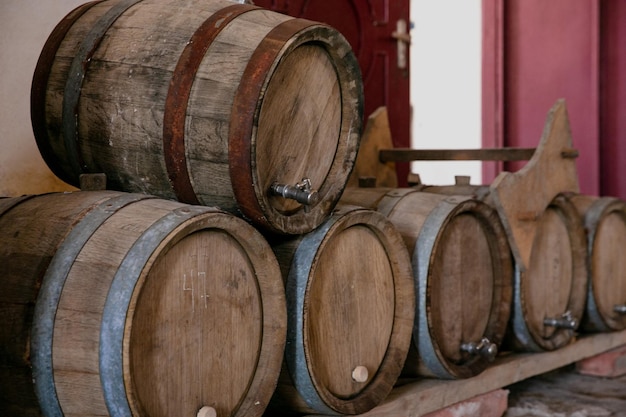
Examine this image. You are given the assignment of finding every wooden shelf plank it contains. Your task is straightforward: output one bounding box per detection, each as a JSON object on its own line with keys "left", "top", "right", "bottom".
{"left": 378, "top": 148, "right": 537, "bottom": 162}
{"left": 350, "top": 330, "right": 626, "bottom": 417}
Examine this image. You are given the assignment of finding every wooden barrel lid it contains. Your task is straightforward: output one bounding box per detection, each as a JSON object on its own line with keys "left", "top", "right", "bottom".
{"left": 340, "top": 188, "right": 513, "bottom": 378}
{"left": 124, "top": 213, "right": 285, "bottom": 417}
{"left": 591, "top": 208, "right": 626, "bottom": 329}
{"left": 574, "top": 196, "right": 626, "bottom": 331}
{"left": 414, "top": 196, "right": 512, "bottom": 378}
{"left": 256, "top": 44, "right": 340, "bottom": 214}
{"left": 428, "top": 211, "right": 500, "bottom": 375}
{"left": 516, "top": 194, "right": 587, "bottom": 351}
{"left": 22, "top": 195, "right": 287, "bottom": 417}
{"left": 234, "top": 23, "right": 363, "bottom": 234}
{"left": 286, "top": 207, "right": 414, "bottom": 414}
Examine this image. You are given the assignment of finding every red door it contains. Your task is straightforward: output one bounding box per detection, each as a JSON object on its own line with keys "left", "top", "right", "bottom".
{"left": 482, "top": 0, "right": 601, "bottom": 196}
{"left": 253, "top": 0, "right": 412, "bottom": 184}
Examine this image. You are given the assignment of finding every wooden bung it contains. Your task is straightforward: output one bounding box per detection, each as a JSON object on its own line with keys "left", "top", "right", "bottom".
{"left": 197, "top": 406, "right": 217, "bottom": 417}
{"left": 0, "top": 191, "right": 286, "bottom": 417}
{"left": 31, "top": 0, "right": 363, "bottom": 234}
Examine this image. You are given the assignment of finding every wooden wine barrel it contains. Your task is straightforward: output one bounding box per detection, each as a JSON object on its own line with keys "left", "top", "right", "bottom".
{"left": 31, "top": 0, "right": 363, "bottom": 235}
{"left": 0, "top": 191, "right": 286, "bottom": 417}
{"left": 266, "top": 206, "right": 415, "bottom": 415}
{"left": 409, "top": 183, "right": 589, "bottom": 351}
{"left": 504, "top": 193, "right": 587, "bottom": 351}
{"left": 571, "top": 195, "right": 626, "bottom": 332}
{"left": 341, "top": 188, "right": 513, "bottom": 379}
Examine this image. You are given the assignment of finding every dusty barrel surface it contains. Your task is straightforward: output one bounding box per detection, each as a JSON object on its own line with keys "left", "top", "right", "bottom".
{"left": 571, "top": 195, "right": 626, "bottom": 332}
{"left": 506, "top": 193, "right": 587, "bottom": 351}
{"left": 0, "top": 191, "right": 286, "bottom": 417}
{"left": 267, "top": 206, "right": 415, "bottom": 415}
{"left": 410, "top": 184, "right": 589, "bottom": 351}
{"left": 31, "top": 0, "right": 363, "bottom": 234}
{"left": 341, "top": 188, "right": 513, "bottom": 379}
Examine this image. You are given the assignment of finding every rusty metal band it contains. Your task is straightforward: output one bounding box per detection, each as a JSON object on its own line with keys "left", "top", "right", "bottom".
{"left": 62, "top": 0, "right": 143, "bottom": 182}
{"left": 31, "top": 1, "right": 103, "bottom": 186}
{"left": 31, "top": 193, "right": 153, "bottom": 417}
{"left": 163, "top": 3, "right": 260, "bottom": 205}
{"left": 228, "top": 18, "right": 319, "bottom": 231}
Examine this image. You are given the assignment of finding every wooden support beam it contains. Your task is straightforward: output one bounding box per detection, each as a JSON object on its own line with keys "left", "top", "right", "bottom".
{"left": 341, "top": 330, "right": 626, "bottom": 417}
{"left": 489, "top": 99, "right": 580, "bottom": 270}
{"left": 379, "top": 148, "right": 537, "bottom": 162}
{"left": 347, "top": 107, "right": 398, "bottom": 188}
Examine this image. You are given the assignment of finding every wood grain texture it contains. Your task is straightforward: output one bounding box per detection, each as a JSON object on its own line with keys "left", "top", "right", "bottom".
{"left": 572, "top": 195, "right": 626, "bottom": 331}
{"left": 346, "top": 330, "right": 626, "bottom": 417}
{"left": 399, "top": 180, "right": 588, "bottom": 353}
{"left": 525, "top": 207, "right": 573, "bottom": 340}
{"left": 472, "top": 100, "right": 587, "bottom": 352}
{"left": 256, "top": 44, "right": 340, "bottom": 214}
{"left": 0, "top": 191, "right": 120, "bottom": 416}
{"left": 33, "top": 0, "right": 363, "bottom": 234}
{"left": 508, "top": 194, "right": 587, "bottom": 352}
{"left": 346, "top": 107, "right": 398, "bottom": 188}
{"left": 341, "top": 188, "right": 513, "bottom": 379}
{"left": 489, "top": 99, "right": 579, "bottom": 274}
{"left": 267, "top": 206, "right": 415, "bottom": 415}
{"left": 0, "top": 191, "right": 286, "bottom": 417}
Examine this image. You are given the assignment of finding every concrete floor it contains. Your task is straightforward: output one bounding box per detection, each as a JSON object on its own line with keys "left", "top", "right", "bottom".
{"left": 505, "top": 365, "right": 626, "bottom": 417}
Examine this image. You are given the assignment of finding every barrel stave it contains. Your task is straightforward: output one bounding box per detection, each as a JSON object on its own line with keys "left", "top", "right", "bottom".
{"left": 510, "top": 194, "right": 587, "bottom": 352}
{"left": 268, "top": 206, "right": 415, "bottom": 415}
{"left": 0, "top": 192, "right": 286, "bottom": 417}
{"left": 341, "top": 187, "right": 513, "bottom": 379}
{"left": 33, "top": 0, "right": 362, "bottom": 234}
{"left": 572, "top": 195, "right": 626, "bottom": 331}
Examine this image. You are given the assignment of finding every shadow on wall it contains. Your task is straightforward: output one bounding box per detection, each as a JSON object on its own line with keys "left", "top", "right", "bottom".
{"left": 0, "top": 0, "right": 83, "bottom": 197}
{"left": 0, "top": 147, "right": 75, "bottom": 197}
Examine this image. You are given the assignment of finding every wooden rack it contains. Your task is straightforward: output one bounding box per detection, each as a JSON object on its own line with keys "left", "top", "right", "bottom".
{"left": 350, "top": 330, "right": 626, "bottom": 417}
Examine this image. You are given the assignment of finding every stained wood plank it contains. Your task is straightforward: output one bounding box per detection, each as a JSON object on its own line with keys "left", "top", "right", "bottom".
{"left": 348, "top": 330, "right": 626, "bottom": 417}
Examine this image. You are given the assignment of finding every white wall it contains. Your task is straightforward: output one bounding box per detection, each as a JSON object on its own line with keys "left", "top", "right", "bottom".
{"left": 0, "top": 0, "right": 483, "bottom": 195}
{"left": 410, "top": 0, "right": 482, "bottom": 185}
{"left": 0, "top": 0, "right": 83, "bottom": 196}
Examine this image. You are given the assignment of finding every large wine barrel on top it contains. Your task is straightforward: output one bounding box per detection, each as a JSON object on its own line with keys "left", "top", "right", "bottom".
{"left": 0, "top": 191, "right": 285, "bottom": 417}
{"left": 341, "top": 188, "right": 513, "bottom": 379}
{"left": 31, "top": 0, "right": 363, "bottom": 235}
{"left": 571, "top": 195, "right": 626, "bottom": 332}
{"left": 266, "top": 206, "right": 415, "bottom": 415}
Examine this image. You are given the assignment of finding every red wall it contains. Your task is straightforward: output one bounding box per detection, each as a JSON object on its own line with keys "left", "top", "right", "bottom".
{"left": 600, "top": 0, "right": 626, "bottom": 198}
{"left": 483, "top": 0, "right": 601, "bottom": 196}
